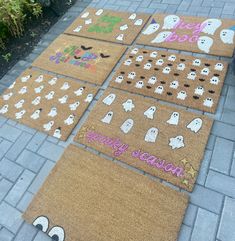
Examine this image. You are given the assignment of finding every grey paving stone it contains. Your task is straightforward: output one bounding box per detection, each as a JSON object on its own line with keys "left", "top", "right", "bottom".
{"left": 206, "top": 135, "right": 216, "bottom": 150}
{"left": 33, "top": 231, "right": 51, "bottom": 241}
{"left": 0, "top": 158, "right": 23, "bottom": 182}
{"left": 231, "top": 155, "right": 235, "bottom": 177}
{"left": 0, "top": 140, "right": 12, "bottom": 159}
{"left": 183, "top": 204, "right": 198, "bottom": 227}
{"left": 0, "top": 202, "right": 23, "bottom": 234}
{"left": 15, "top": 123, "right": 37, "bottom": 135}
{"left": 14, "top": 222, "right": 37, "bottom": 241}
{"left": 0, "top": 179, "right": 13, "bottom": 202}
{"left": 197, "top": 150, "right": 212, "bottom": 185}
{"left": 17, "top": 191, "right": 34, "bottom": 212}
{"left": 210, "top": 137, "right": 234, "bottom": 174}
{"left": 0, "top": 228, "right": 14, "bottom": 241}
{"left": 190, "top": 185, "right": 223, "bottom": 214}
{"left": 221, "top": 109, "right": 235, "bottom": 125}
{"left": 5, "top": 132, "right": 32, "bottom": 161}
{"left": 0, "top": 124, "right": 22, "bottom": 142}
{"left": 224, "top": 86, "right": 235, "bottom": 111}
{"left": 16, "top": 150, "right": 45, "bottom": 173}
{"left": 0, "top": 116, "right": 7, "bottom": 127}
{"left": 26, "top": 132, "right": 47, "bottom": 152}
{"left": 211, "top": 121, "right": 235, "bottom": 141}
{"left": 37, "top": 141, "right": 64, "bottom": 161}
{"left": 206, "top": 170, "right": 235, "bottom": 198}
{"left": 5, "top": 170, "right": 35, "bottom": 206}
{"left": 28, "top": 160, "right": 55, "bottom": 194}
{"left": 191, "top": 208, "right": 219, "bottom": 241}
{"left": 177, "top": 224, "right": 191, "bottom": 241}
{"left": 218, "top": 197, "right": 235, "bottom": 241}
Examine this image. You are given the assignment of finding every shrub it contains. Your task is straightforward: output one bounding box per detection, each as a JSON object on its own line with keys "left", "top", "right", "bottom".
{"left": 0, "top": 0, "right": 42, "bottom": 49}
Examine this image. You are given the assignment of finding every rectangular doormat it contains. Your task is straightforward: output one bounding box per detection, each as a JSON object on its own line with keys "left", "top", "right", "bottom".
{"left": 64, "top": 8, "right": 150, "bottom": 45}
{"left": 0, "top": 68, "right": 98, "bottom": 141}
{"left": 137, "top": 14, "right": 235, "bottom": 57}
{"left": 23, "top": 145, "right": 188, "bottom": 241}
{"left": 110, "top": 47, "right": 228, "bottom": 113}
{"left": 32, "top": 34, "right": 126, "bottom": 85}
{"left": 75, "top": 88, "right": 213, "bottom": 191}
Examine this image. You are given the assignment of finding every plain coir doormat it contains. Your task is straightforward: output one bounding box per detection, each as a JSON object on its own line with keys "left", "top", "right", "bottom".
{"left": 64, "top": 8, "right": 150, "bottom": 45}
{"left": 110, "top": 47, "right": 228, "bottom": 113}
{"left": 137, "top": 14, "right": 235, "bottom": 57}
{"left": 23, "top": 145, "right": 188, "bottom": 241}
{"left": 0, "top": 68, "right": 98, "bottom": 141}
{"left": 75, "top": 88, "right": 213, "bottom": 191}
{"left": 32, "top": 34, "right": 126, "bottom": 85}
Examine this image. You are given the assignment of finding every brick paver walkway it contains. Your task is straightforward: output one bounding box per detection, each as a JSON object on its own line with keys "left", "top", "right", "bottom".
{"left": 0, "top": 0, "right": 235, "bottom": 240}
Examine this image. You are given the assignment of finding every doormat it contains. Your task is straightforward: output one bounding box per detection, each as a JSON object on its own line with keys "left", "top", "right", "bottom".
{"left": 0, "top": 68, "right": 98, "bottom": 141}
{"left": 64, "top": 8, "right": 150, "bottom": 45}
{"left": 32, "top": 34, "right": 126, "bottom": 85}
{"left": 75, "top": 88, "right": 213, "bottom": 191}
{"left": 137, "top": 14, "right": 235, "bottom": 57}
{"left": 110, "top": 47, "right": 228, "bottom": 113}
{"left": 23, "top": 145, "right": 188, "bottom": 241}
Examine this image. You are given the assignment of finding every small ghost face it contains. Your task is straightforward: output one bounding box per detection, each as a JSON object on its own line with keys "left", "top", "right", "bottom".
{"left": 192, "top": 59, "right": 201, "bottom": 66}
{"left": 187, "top": 118, "right": 203, "bottom": 133}
{"left": 150, "top": 51, "right": 158, "bottom": 58}
{"left": 162, "top": 67, "right": 171, "bottom": 74}
{"left": 210, "top": 76, "right": 220, "bottom": 85}
{"left": 187, "top": 72, "right": 197, "bottom": 80}
{"left": 156, "top": 59, "right": 164, "bottom": 66}
{"left": 214, "top": 63, "right": 224, "bottom": 71}
{"left": 120, "top": 119, "right": 134, "bottom": 134}
{"left": 169, "top": 135, "right": 185, "bottom": 149}
{"left": 201, "top": 68, "right": 210, "bottom": 75}
{"left": 115, "top": 75, "right": 124, "bottom": 83}
{"left": 169, "top": 80, "right": 179, "bottom": 89}
{"left": 167, "top": 112, "right": 180, "bottom": 125}
{"left": 135, "top": 81, "right": 144, "bottom": 89}
{"left": 177, "top": 63, "right": 186, "bottom": 71}
{"left": 203, "top": 97, "right": 214, "bottom": 107}
{"left": 122, "top": 99, "right": 135, "bottom": 112}
{"left": 144, "top": 106, "right": 157, "bottom": 119}
{"left": 134, "top": 19, "right": 143, "bottom": 26}
{"left": 154, "top": 86, "right": 164, "bottom": 94}
{"left": 177, "top": 91, "right": 187, "bottom": 100}
{"left": 168, "top": 55, "right": 176, "bottom": 61}
{"left": 124, "top": 59, "right": 132, "bottom": 66}
{"left": 144, "top": 63, "right": 152, "bottom": 70}
{"left": 194, "top": 86, "right": 205, "bottom": 95}
{"left": 103, "top": 93, "right": 116, "bottom": 105}
{"left": 136, "top": 55, "right": 144, "bottom": 62}
{"left": 101, "top": 111, "right": 114, "bottom": 124}
{"left": 131, "top": 48, "right": 138, "bottom": 54}
{"left": 116, "top": 34, "right": 124, "bottom": 41}
{"left": 148, "top": 76, "right": 157, "bottom": 85}
{"left": 128, "top": 72, "right": 136, "bottom": 79}
{"left": 144, "top": 127, "right": 159, "bottom": 143}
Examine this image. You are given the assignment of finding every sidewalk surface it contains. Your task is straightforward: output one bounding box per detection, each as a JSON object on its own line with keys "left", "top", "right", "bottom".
{"left": 0, "top": 0, "right": 235, "bottom": 240}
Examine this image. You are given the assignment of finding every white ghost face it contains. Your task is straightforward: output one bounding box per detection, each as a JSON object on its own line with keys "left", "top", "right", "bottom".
{"left": 0, "top": 104, "right": 8, "bottom": 114}
{"left": 18, "top": 86, "right": 27, "bottom": 94}
{"left": 74, "top": 87, "right": 85, "bottom": 96}
{"left": 150, "top": 51, "right": 158, "bottom": 58}
{"left": 154, "top": 86, "right": 164, "bottom": 95}
{"left": 144, "top": 106, "right": 157, "bottom": 119}
{"left": 148, "top": 76, "right": 157, "bottom": 85}
{"left": 32, "top": 96, "right": 41, "bottom": 105}
{"left": 194, "top": 86, "right": 204, "bottom": 95}
{"left": 203, "top": 97, "right": 214, "bottom": 107}
{"left": 134, "top": 19, "right": 143, "bottom": 26}
{"left": 73, "top": 26, "right": 82, "bottom": 32}
{"left": 151, "top": 31, "right": 172, "bottom": 43}
{"left": 34, "top": 85, "right": 44, "bottom": 94}
{"left": 101, "top": 111, "right": 113, "bottom": 124}
{"left": 124, "top": 59, "right": 132, "bottom": 66}
{"left": 187, "top": 72, "right": 197, "bottom": 80}
{"left": 31, "top": 109, "right": 42, "bottom": 120}
{"left": 169, "top": 135, "right": 185, "bottom": 149}
{"left": 95, "top": 9, "right": 103, "bottom": 16}
{"left": 15, "top": 110, "right": 26, "bottom": 119}
{"left": 48, "top": 107, "right": 57, "bottom": 117}
{"left": 214, "top": 63, "right": 224, "bottom": 71}
{"left": 122, "top": 99, "right": 135, "bottom": 112}
{"left": 201, "top": 19, "right": 222, "bottom": 35}
{"left": 15, "top": 99, "right": 24, "bottom": 109}
{"left": 116, "top": 34, "right": 124, "bottom": 41}
{"left": 64, "top": 114, "right": 75, "bottom": 125}
{"left": 135, "top": 81, "right": 144, "bottom": 89}
{"left": 187, "top": 118, "right": 203, "bottom": 133}
{"left": 35, "top": 75, "right": 44, "bottom": 83}
{"left": 169, "top": 80, "right": 179, "bottom": 89}
{"left": 21, "top": 75, "right": 31, "bottom": 82}
{"left": 197, "top": 36, "right": 213, "bottom": 53}
{"left": 48, "top": 77, "right": 57, "bottom": 85}
{"left": 43, "top": 121, "right": 54, "bottom": 131}
{"left": 142, "top": 23, "right": 160, "bottom": 35}
{"left": 144, "top": 63, "right": 152, "bottom": 70}
{"left": 69, "top": 101, "right": 80, "bottom": 111}
{"left": 192, "top": 59, "right": 201, "bottom": 66}
{"left": 102, "top": 94, "right": 116, "bottom": 105}
{"left": 156, "top": 59, "right": 164, "bottom": 66}
{"left": 128, "top": 72, "right": 136, "bottom": 79}
{"left": 131, "top": 48, "right": 138, "bottom": 54}
{"left": 8, "top": 81, "right": 15, "bottom": 89}
{"left": 210, "top": 76, "right": 220, "bottom": 85}
{"left": 162, "top": 67, "right": 171, "bottom": 74}
{"left": 60, "top": 82, "right": 70, "bottom": 90}
{"left": 136, "top": 55, "right": 144, "bottom": 62}
{"left": 120, "top": 119, "right": 134, "bottom": 134}
{"left": 168, "top": 55, "right": 176, "bottom": 61}
{"left": 120, "top": 24, "right": 128, "bottom": 31}
{"left": 3, "top": 92, "right": 13, "bottom": 100}
{"left": 129, "top": 13, "right": 136, "bottom": 20}
{"left": 201, "top": 67, "right": 210, "bottom": 75}
{"left": 115, "top": 75, "right": 124, "bottom": 83}
{"left": 177, "top": 63, "right": 186, "bottom": 71}
{"left": 45, "top": 91, "right": 55, "bottom": 100}
{"left": 144, "top": 127, "right": 159, "bottom": 143}
{"left": 58, "top": 95, "right": 68, "bottom": 104}
{"left": 220, "top": 29, "right": 234, "bottom": 44}
{"left": 81, "top": 11, "right": 89, "bottom": 18}
{"left": 163, "top": 15, "right": 180, "bottom": 29}
{"left": 167, "top": 112, "right": 180, "bottom": 125}
{"left": 53, "top": 128, "right": 62, "bottom": 139}
{"left": 177, "top": 91, "right": 187, "bottom": 100}
{"left": 85, "top": 94, "right": 93, "bottom": 103}
{"left": 85, "top": 18, "right": 92, "bottom": 25}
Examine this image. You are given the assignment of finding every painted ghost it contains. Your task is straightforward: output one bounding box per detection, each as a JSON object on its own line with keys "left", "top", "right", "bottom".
{"left": 122, "top": 99, "right": 135, "bottom": 112}
{"left": 102, "top": 93, "right": 116, "bottom": 105}
{"left": 120, "top": 119, "right": 134, "bottom": 134}
{"left": 201, "top": 19, "right": 222, "bottom": 35}
{"left": 220, "top": 29, "right": 234, "bottom": 44}
{"left": 197, "top": 36, "right": 213, "bottom": 53}
{"left": 144, "top": 106, "right": 157, "bottom": 119}
{"left": 144, "top": 127, "right": 159, "bottom": 143}
{"left": 101, "top": 111, "right": 113, "bottom": 124}
{"left": 169, "top": 135, "right": 185, "bottom": 149}
{"left": 187, "top": 118, "right": 203, "bottom": 133}
{"left": 163, "top": 15, "right": 180, "bottom": 29}
{"left": 151, "top": 31, "right": 172, "bottom": 43}
{"left": 167, "top": 112, "right": 180, "bottom": 125}
{"left": 142, "top": 19, "right": 160, "bottom": 35}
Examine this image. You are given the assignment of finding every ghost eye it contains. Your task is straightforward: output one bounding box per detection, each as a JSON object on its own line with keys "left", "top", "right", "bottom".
{"left": 33, "top": 216, "right": 49, "bottom": 232}
{"left": 48, "top": 226, "right": 65, "bottom": 241}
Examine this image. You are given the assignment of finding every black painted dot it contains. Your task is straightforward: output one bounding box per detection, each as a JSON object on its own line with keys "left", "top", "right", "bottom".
{"left": 167, "top": 92, "right": 172, "bottom": 96}
{"left": 51, "top": 235, "right": 59, "bottom": 241}
{"left": 135, "top": 64, "right": 140, "bottom": 67}
{"left": 154, "top": 68, "right": 159, "bottom": 71}
{"left": 180, "top": 59, "right": 186, "bottom": 62}
{"left": 205, "top": 63, "right": 210, "bottom": 67}
{"left": 120, "top": 71, "right": 125, "bottom": 74}
{"left": 190, "top": 68, "right": 196, "bottom": 72}
{"left": 148, "top": 59, "right": 153, "bottom": 62}
{"left": 161, "top": 54, "right": 166, "bottom": 57}
{"left": 140, "top": 76, "right": 145, "bottom": 79}
{"left": 184, "top": 84, "right": 190, "bottom": 87}
{"left": 199, "top": 78, "right": 205, "bottom": 82}
{"left": 193, "top": 96, "right": 199, "bottom": 99}
{"left": 168, "top": 63, "right": 173, "bottom": 66}
{"left": 126, "top": 81, "right": 132, "bottom": 84}
{"left": 143, "top": 51, "right": 148, "bottom": 54}
{"left": 214, "top": 73, "right": 220, "bottom": 77}
{"left": 209, "top": 90, "right": 215, "bottom": 94}
{"left": 146, "top": 86, "right": 152, "bottom": 89}
{"left": 129, "top": 55, "right": 133, "bottom": 58}
{"left": 174, "top": 73, "right": 179, "bottom": 76}
{"left": 160, "top": 81, "right": 166, "bottom": 84}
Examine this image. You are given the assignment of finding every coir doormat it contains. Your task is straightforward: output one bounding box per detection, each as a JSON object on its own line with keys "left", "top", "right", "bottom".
{"left": 64, "top": 8, "right": 150, "bottom": 45}
{"left": 110, "top": 47, "right": 228, "bottom": 113}
{"left": 23, "top": 145, "right": 188, "bottom": 241}
{"left": 137, "top": 14, "right": 235, "bottom": 57}
{"left": 75, "top": 88, "right": 213, "bottom": 191}
{"left": 0, "top": 68, "right": 98, "bottom": 141}
{"left": 32, "top": 34, "right": 126, "bottom": 85}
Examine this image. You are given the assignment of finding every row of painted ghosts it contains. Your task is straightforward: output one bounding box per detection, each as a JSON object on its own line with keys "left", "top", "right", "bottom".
{"left": 73, "top": 9, "right": 143, "bottom": 42}
{"left": 0, "top": 74, "right": 94, "bottom": 139}
{"left": 142, "top": 15, "right": 235, "bottom": 53}
{"left": 101, "top": 93, "right": 203, "bottom": 150}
